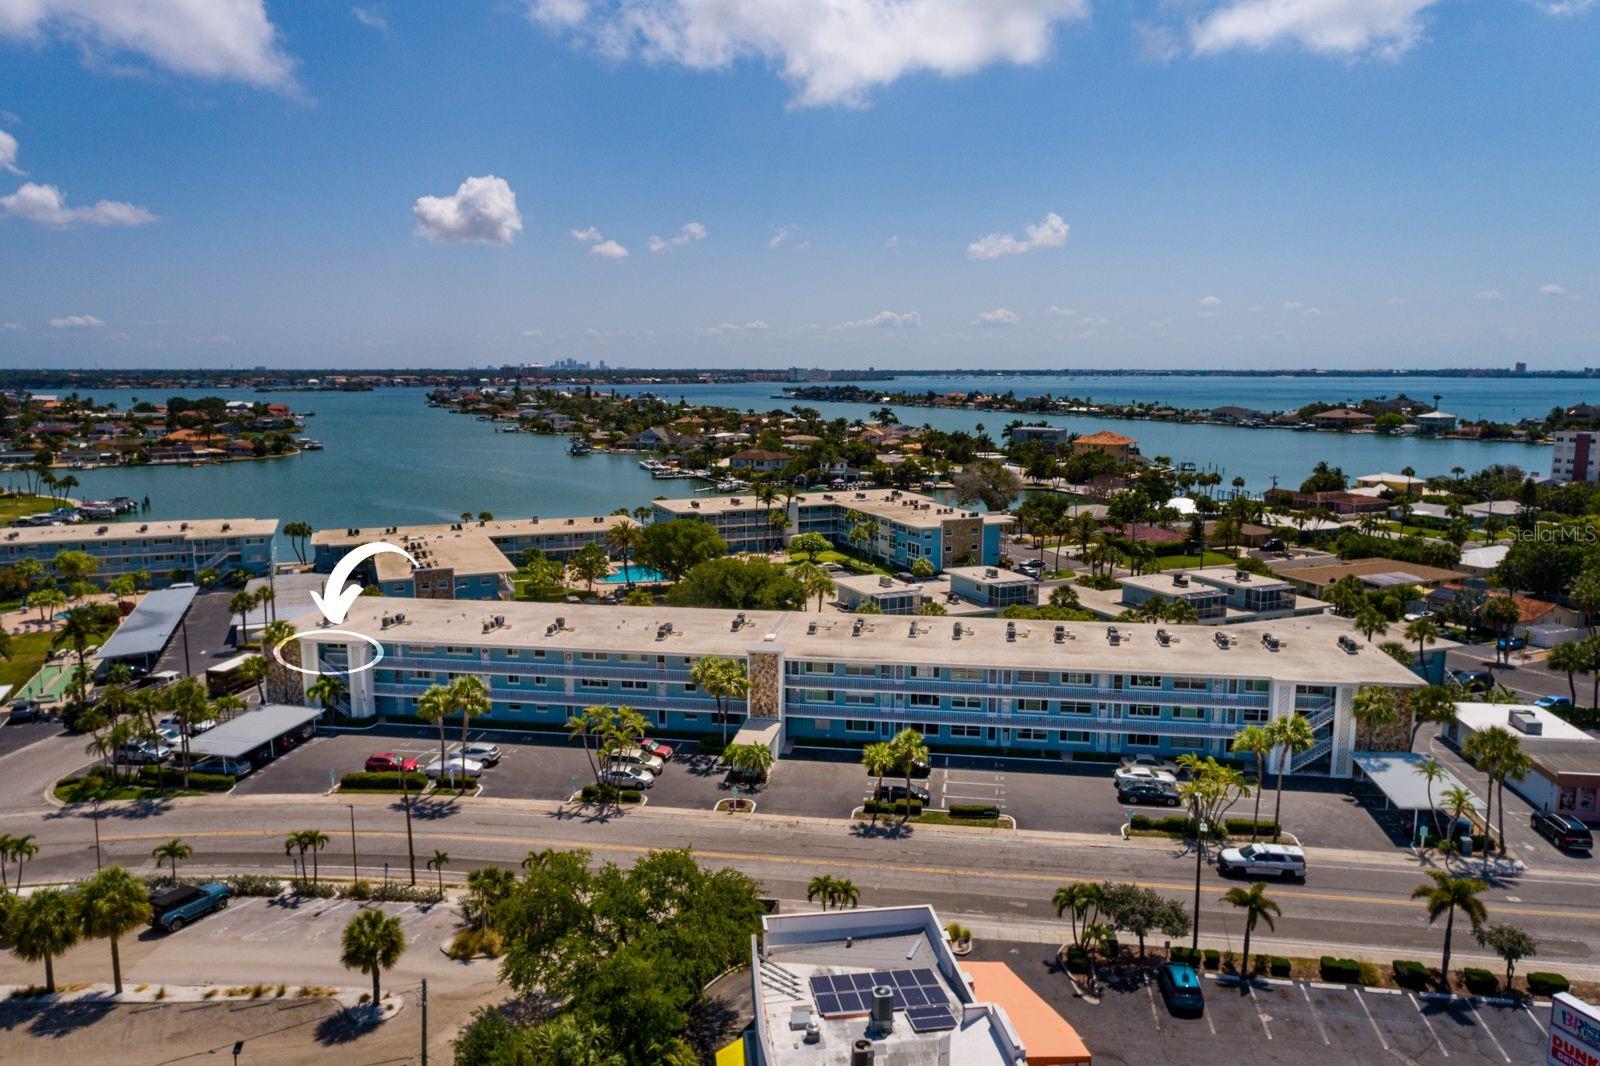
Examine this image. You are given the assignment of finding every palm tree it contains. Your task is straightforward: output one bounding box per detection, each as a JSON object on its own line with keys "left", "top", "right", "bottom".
{"left": 449, "top": 674, "right": 491, "bottom": 775}
{"left": 7, "top": 833, "right": 38, "bottom": 891}
{"left": 1405, "top": 617, "right": 1440, "bottom": 671}
{"left": 1353, "top": 686, "right": 1398, "bottom": 740}
{"left": 1414, "top": 757, "right": 1447, "bottom": 843}
{"left": 227, "top": 589, "right": 257, "bottom": 647}
{"left": 806, "top": 874, "right": 839, "bottom": 912}
{"left": 0, "top": 833, "right": 12, "bottom": 888}
{"left": 283, "top": 521, "right": 313, "bottom": 565}
{"left": 862, "top": 741, "right": 895, "bottom": 824}
{"left": 830, "top": 878, "right": 860, "bottom": 910}
{"left": 6, "top": 888, "right": 80, "bottom": 994}
{"left": 307, "top": 673, "right": 348, "bottom": 715}
{"left": 1412, "top": 871, "right": 1488, "bottom": 988}
{"left": 1221, "top": 881, "right": 1281, "bottom": 981}
{"left": 604, "top": 520, "right": 645, "bottom": 586}
{"left": 890, "top": 728, "right": 929, "bottom": 826}
{"left": 78, "top": 865, "right": 153, "bottom": 995}
{"left": 1052, "top": 882, "right": 1102, "bottom": 949}
{"left": 1547, "top": 640, "right": 1586, "bottom": 706}
{"left": 1230, "top": 726, "right": 1273, "bottom": 841}
{"left": 427, "top": 849, "right": 450, "bottom": 895}
{"left": 414, "top": 683, "right": 453, "bottom": 778}
{"left": 151, "top": 838, "right": 191, "bottom": 881}
{"left": 1353, "top": 605, "right": 1388, "bottom": 645}
{"left": 1491, "top": 742, "right": 1533, "bottom": 860}
{"left": 1462, "top": 726, "right": 1509, "bottom": 856}
{"left": 691, "top": 655, "right": 749, "bottom": 746}
{"left": 340, "top": 908, "right": 407, "bottom": 1006}
{"left": 794, "top": 562, "right": 835, "bottom": 612}
{"left": 1406, "top": 685, "right": 1458, "bottom": 749}
{"left": 285, "top": 830, "right": 310, "bottom": 885}
{"left": 1265, "top": 714, "right": 1315, "bottom": 835}
{"left": 238, "top": 654, "right": 269, "bottom": 703}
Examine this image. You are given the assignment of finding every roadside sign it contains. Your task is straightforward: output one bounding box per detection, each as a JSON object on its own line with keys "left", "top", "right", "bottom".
{"left": 1549, "top": 993, "right": 1600, "bottom": 1066}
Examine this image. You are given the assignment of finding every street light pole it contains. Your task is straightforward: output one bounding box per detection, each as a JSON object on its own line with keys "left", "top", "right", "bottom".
{"left": 91, "top": 798, "right": 102, "bottom": 870}
{"left": 180, "top": 615, "right": 192, "bottom": 676}
{"left": 346, "top": 804, "right": 358, "bottom": 883}
{"left": 420, "top": 978, "right": 428, "bottom": 1066}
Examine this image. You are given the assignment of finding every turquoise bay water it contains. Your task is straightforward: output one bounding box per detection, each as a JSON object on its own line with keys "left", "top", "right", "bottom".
{"left": 20, "top": 376, "right": 1584, "bottom": 553}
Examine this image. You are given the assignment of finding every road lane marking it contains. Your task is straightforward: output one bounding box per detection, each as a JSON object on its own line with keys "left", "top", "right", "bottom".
{"left": 1353, "top": 988, "right": 1390, "bottom": 1051}
{"left": 1300, "top": 982, "right": 1332, "bottom": 1045}
{"left": 1408, "top": 992, "right": 1448, "bottom": 1058}
{"left": 94, "top": 826, "right": 1600, "bottom": 922}
{"left": 1468, "top": 1000, "right": 1512, "bottom": 1063}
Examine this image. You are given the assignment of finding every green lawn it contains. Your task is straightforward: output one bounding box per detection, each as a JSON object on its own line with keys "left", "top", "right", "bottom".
{"left": 54, "top": 777, "right": 201, "bottom": 803}
{"left": 1, "top": 630, "right": 61, "bottom": 693}
{"left": 0, "top": 495, "right": 57, "bottom": 524}
{"left": 788, "top": 549, "right": 892, "bottom": 575}
{"left": 1152, "top": 550, "right": 1238, "bottom": 569}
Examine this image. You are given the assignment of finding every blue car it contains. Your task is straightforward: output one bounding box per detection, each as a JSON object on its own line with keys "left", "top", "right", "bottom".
{"left": 1157, "top": 962, "right": 1205, "bottom": 1015}
{"left": 1536, "top": 695, "right": 1573, "bottom": 710}
{"left": 149, "top": 882, "right": 230, "bottom": 933}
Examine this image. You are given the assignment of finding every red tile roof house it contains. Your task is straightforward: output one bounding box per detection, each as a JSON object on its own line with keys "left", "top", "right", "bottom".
{"left": 1289, "top": 490, "right": 1391, "bottom": 515}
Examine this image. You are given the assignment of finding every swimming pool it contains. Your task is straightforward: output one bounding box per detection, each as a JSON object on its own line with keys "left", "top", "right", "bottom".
{"left": 601, "top": 565, "right": 664, "bottom": 584}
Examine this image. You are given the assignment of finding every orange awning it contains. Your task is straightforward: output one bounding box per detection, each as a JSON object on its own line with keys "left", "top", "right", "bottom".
{"left": 964, "top": 961, "right": 1092, "bottom": 1065}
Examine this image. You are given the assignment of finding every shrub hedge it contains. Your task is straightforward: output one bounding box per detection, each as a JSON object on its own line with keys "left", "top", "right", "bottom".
{"left": 862, "top": 799, "right": 924, "bottom": 816}
{"left": 1320, "top": 956, "right": 1363, "bottom": 983}
{"left": 134, "top": 766, "right": 236, "bottom": 791}
{"left": 1270, "top": 956, "right": 1291, "bottom": 977}
{"left": 1170, "top": 947, "right": 1201, "bottom": 966}
{"left": 1528, "top": 972, "right": 1571, "bottom": 996}
{"left": 1392, "top": 960, "right": 1430, "bottom": 990}
{"left": 577, "top": 784, "right": 643, "bottom": 804}
{"left": 339, "top": 770, "right": 427, "bottom": 791}
{"left": 342, "top": 880, "right": 443, "bottom": 904}
{"left": 1063, "top": 947, "right": 1089, "bottom": 974}
{"left": 1223, "top": 817, "right": 1281, "bottom": 837}
{"left": 949, "top": 803, "right": 1000, "bottom": 819}
{"left": 1462, "top": 968, "right": 1497, "bottom": 995}
{"left": 1202, "top": 949, "right": 1221, "bottom": 970}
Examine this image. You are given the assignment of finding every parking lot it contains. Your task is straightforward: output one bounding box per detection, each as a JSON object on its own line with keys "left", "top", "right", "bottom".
{"left": 973, "top": 939, "right": 1546, "bottom": 1065}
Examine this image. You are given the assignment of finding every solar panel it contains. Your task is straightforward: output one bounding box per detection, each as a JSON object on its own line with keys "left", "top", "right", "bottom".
{"left": 838, "top": 991, "right": 863, "bottom": 1013}
{"left": 905, "top": 1004, "right": 957, "bottom": 1032}
{"left": 900, "top": 986, "right": 928, "bottom": 1008}
{"left": 815, "top": 993, "right": 839, "bottom": 1015}
{"left": 911, "top": 967, "right": 939, "bottom": 987}
{"left": 809, "top": 968, "right": 948, "bottom": 1018}
{"left": 852, "top": 972, "right": 877, "bottom": 992}
{"left": 811, "top": 975, "right": 835, "bottom": 994}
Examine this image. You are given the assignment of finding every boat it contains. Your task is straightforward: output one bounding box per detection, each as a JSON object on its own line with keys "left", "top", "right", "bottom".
{"left": 568, "top": 438, "right": 593, "bottom": 456}
{"left": 295, "top": 438, "right": 324, "bottom": 450}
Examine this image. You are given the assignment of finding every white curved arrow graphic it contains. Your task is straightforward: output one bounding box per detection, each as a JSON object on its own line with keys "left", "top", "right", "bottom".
{"left": 309, "top": 541, "right": 418, "bottom": 625}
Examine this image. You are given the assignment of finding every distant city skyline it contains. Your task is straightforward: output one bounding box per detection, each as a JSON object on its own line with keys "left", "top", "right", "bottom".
{"left": 1, "top": 2, "right": 1596, "bottom": 370}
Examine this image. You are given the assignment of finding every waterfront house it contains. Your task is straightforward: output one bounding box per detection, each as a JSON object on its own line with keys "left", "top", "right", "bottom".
{"left": 1462, "top": 499, "right": 1522, "bottom": 524}
{"left": 1288, "top": 490, "right": 1390, "bottom": 515}
{"left": 624, "top": 425, "right": 681, "bottom": 451}
{"left": 312, "top": 513, "right": 639, "bottom": 570}
{"left": 1208, "top": 405, "right": 1263, "bottom": 423}
{"left": 1009, "top": 425, "right": 1074, "bottom": 446}
{"left": 295, "top": 598, "right": 1422, "bottom": 776}
{"left": 1071, "top": 430, "right": 1138, "bottom": 461}
{"left": 1312, "top": 408, "right": 1374, "bottom": 430}
{"left": 728, "top": 448, "right": 794, "bottom": 473}
{"left": 1280, "top": 557, "right": 1467, "bottom": 598}
{"left": 1354, "top": 472, "right": 1427, "bottom": 494}
{"left": 1415, "top": 411, "right": 1460, "bottom": 434}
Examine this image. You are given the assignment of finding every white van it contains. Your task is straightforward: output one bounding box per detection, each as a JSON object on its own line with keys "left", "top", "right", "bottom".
{"left": 1217, "top": 842, "right": 1306, "bottom": 881}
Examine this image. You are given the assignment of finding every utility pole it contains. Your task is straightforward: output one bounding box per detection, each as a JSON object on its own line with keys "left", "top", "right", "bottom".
{"left": 419, "top": 979, "right": 428, "bottom": 1066}
{"left": 346, "top": 804, "right": 358, "bottom": 882}
{"left": 402, "top": 772, "right": 417, "bottom": 885}
{"left": 91, "top": 798, "right": 102, "bottom": 869}
{"left": 180, "top": 614, "right": 192, "bottom": 676}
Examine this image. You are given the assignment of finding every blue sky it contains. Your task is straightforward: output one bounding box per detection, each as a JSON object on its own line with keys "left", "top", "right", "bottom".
{"left": 1, "top": 0, "right": 1596, "bottom": 370}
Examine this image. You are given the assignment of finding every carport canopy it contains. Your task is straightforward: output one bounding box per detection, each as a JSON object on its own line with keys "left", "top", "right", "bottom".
{"left": 1352, "top": 751, "right": 1484, "bottom": 812}
{"left": 730, "top": 717, "right": 781, "bottom": 753}
{"left": 96, "top": 585, "right": 198, "bottom": 662}
{"left": 187, "top": 703, "right": 322, "bottom": 759}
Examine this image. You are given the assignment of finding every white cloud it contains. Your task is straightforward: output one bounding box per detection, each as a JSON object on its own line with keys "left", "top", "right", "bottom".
{"left": 1134, "top": 20, "right": 1181, "bottom": 61}
{"left": 1, "top": 321, "right": 23, "bottom": 331}
{"left": 884, "top": 234, "right": 899, "bottom": 249}
{"left": 768, "top": 226, "right": 791, "bottom": 249}
{"left": 571, "top": 225, "right": 603, "bottom": 242}
{"left": 352, "top": 6, "right": 389, "bottom": 31}
{"left": 1282, "top": 300, "right": 1321, "bottom": 315}
{"left": 520, "top": 328, "right": 543, "bottom": 337}
{"left": 0, "top": 0, "right": 298, "bottom": 92}
{"left": 1530, "top": 0, "right": 1595, "bottom": 13}
{"left": 0, "top": 182, "right": 156, "bottom": 226}
{"left": 1044, "top": 305, "right": 1075, "bottom": 317}
{"left": 1387, "top": 296, "right": 1407, "bottom": 305}
{"left": 49, "top": 314, "right": 104, "bottom": 328}
{"left": 191, "top": 333, "right": 234, "bottom": 345}
{"left": 1198, "top": 294, "right": 1222, "bottom": 307}
{"left": 1540, "top": 282, "right": 1568, "bottom": 295}
{"left": 647, "top": 220, "right": 707, "bottom": 253}
{"left": 833, "top": 310, "right": 922, "bottom": 330}
{"left": 524, "top": 0, "right": 1090, "bottom": 108}
{"left": 974, "top": 307, "right": 1019, "bottom": 327}
{"left": 967, "top": 211, "right": 1068, "bottom": 261}
{"left": 0, "top": 129, "right": 19, "bottom": 175}
{"left": 590, "top": 238, "right": 629, "bottom": 259}
{"left": 698, "top": 320, "right": 770, "bottom": 336}
{"left": 412, "top": 176, "right": 522, "bottom": 245}
{"left": 1189, "top": 0, "right": 1441, "bottom": 59}
{"left": 1474, "top": 289, "right": 1504, "bottom": 301}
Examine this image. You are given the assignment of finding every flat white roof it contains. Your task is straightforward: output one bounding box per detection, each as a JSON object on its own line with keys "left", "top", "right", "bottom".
{"left": 947, "top": 566, "right": 1036, "bottom": 587}
{"left": 1458, "top": 545, "right": 1509, "bottom": 569}
{"left": 312, "top": 513, "right": 633, "bottom": 547}
{"left": 1352, "top": 751, "right": 1483, "bottom": 812}
{"left": 294, "top": 598, "right": 1426, "bottom": 687}
{"left": 1453, "top": 702, "right": 1595, "bottom": 743}
{"left": 0, "top": 517, "right": 276, "bottom": 547}
{"left": 187, "top": 704, "right": 322, "bottom": 759}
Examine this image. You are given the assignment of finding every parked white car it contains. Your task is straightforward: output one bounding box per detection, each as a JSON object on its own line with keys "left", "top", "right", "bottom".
{"left": 425, "top": 756, "right": 484, "bottom": 782}
{"left": 1218, "top": 842, "right": 1306, "bottom": 881}
{"left": 1113, "top": 765, "right": 1177, "bottom": 786}
{"left": 115, "top": 740, "right": 172, "bottom": 764}
{"left": 600, "top": 765, "right": 655, "bottom": 789}
{"left": 607, "top": 747, "right": 666, "bottom": 775}
{"left": 450, "top": 742, "right": 502, "bottom": 766}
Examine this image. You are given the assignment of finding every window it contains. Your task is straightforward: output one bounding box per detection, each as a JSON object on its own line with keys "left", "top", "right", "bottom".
{"left": 844, "top": 720, "right": 874, "bottom": 733}
{"left": 445, "top": 646, "right": 474, "bottom": 655}
{"left": 908, "top": 693, "right": 940, "bottom": 708}
{"left": 580, "top": 678, "right": 608, "bottom": 689}
{"left": 1016, "top": 669, "right": 1052, "bottom": 685}
{"left": 682, "top": 713, "right": 699, "bottom": 722}
{"left": 580, "top": 651, "right": 607, "bottom": 662}
{"left": 950, "top": 724, "right": 982, "bottom": 738}
{"left": 412, "top": 670, "right": 433, "bottom": 680}
{"left": 951, "top": 696, "right": 983, "bottom": 711}
{"left": 950, "top": 667, "right": 984, "bottom": 682}
{"left": 1060, "top": 730, "right": 1090, "bottom": 744}
{"left": 910, "top": 665, "right": 940, "bottom": 679}
{"left": 1061, "top": 671, "right": 1094, "bottom": 686}
{"left": 1242, "top": 679, "right": 1270, "bottom": 694}
{"left": 1060, "top": 701, "right": 1094, "bottom": 716}
{"left": 506, "top": 675, "right": 521, "bottom": 685}
{"left": 814, "top": 719, "right": 830, "bottom": 731}
{"left": 684, "top": 682, "right": 697, "bottom": 693}
{"left": 1242, "top": 706, "right": 1269, "bottom": 724}
{"left": 796, "top": 689, "right": 834, "bottom": 703}
{"left": 621, "top": 680, "right": 649, "bottom": 692}
{"left": 506, "top": 649, "right": 518, "bottom": 658}
{"left": 1016, "top": 698, "right": 1048, "bottom": 713}
{"left": 1127, "top": 675, "right": 1162, "bottom": 689}
{"left": 1173, "top": 677, "right": 1208, "bottom": 691}
{"left": 844, "top": 663, "right": 878, "bottom": 677}
{"left": 845, "top": 693, "right": 876, "bottom": 706}
{"left": 1015, "top": 728, "right": 1047, "bottom": 741}
{"left": 1173, "top": 707, "right": 1205, "bottom": 721}
{"left": 1126, "top": 733, "right": 1160, "bottom": 747}
{"left": 619, "top": 653, "right": 649, "bottom": 664}
{"left": 800, "top": 661, "right": 834, "bottom": 675}
{"left": 507, "top": 703, "right": 522, "bottom": 712}
{"left": 1128, "top": 704, "right": 1160, "bottom": 718}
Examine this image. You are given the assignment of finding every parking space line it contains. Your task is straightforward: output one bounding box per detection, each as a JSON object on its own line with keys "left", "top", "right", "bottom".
{"left": 1204, "top": 1007, "right": 1216, "bottom": 1036}
{"left": 1353, "top": 989, "right": 1390, "bottom": 1051}
{"left": 1299, "top": 983, "right": 1331, "bottom": 1046}
{"left": 1468, "top": 1001, "right": 1513, "bottom": 1063}
{"left": 1247, "top": 989, "right": 1272, "bottom": 1041}
{"left": 1523, "top": 1005, "right": 1548, "bottom": 1037}
{"left": 1145, "top": 982, "right": 1162, "bottom": 1029}
{"left": 1407, "top": 992, "right": 1449, "bottom": 1058}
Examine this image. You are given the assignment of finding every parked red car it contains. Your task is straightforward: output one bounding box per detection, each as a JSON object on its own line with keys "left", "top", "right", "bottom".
{"left": 639, "top": 738, "right": 675, "bottom": 761}
{"left": 365, "top": 752, "right": 419, "bottom": 773}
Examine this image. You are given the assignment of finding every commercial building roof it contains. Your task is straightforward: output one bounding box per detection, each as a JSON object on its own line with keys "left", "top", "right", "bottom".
{"left": 1352, "top": 751, "right": 1483, "bottom": 812}
{"left": 373, "top": 531, "right": 514, "bottom": 582}
{"left": 0, "top": 517, "right": 277, "bottom": 547}
{"left": 654, "top": 488, "right": 1010, "bottom": 530}
{"left": 294, "top": 598, "right": 1425, "bottom": 687}
{"left": 311, "top": 513, "right": 635, "bottom": 548}
{"left": 963, "top": 963, "right": 1091, "bottom": 1065}
{"left": 1281, "top": 557, "right": 1467, "bottom": 590}
{"left": 1452, "top": 702, "right": 1594, "bottom": 742}
{"left": 187, "top": 704, "right": 323, "bottom": 759}
{"left": 96, "top": 585, "right": 199, "bottom": 661}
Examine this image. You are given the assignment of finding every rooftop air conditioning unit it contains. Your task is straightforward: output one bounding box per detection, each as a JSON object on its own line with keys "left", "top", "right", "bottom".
{"left": 1006, "top": 621, "right": 1017, "bottom": 642}
{"left": 952, "top": 622, "right": 963, "bottom": 640}
{"left": 1054, "top": 625, "right": 1066, "bottom": 643}
{"left": 1509, "top": 709, "right": 1543, "bottom": 736}
{"left": 1156, "top": 629, "right": 1172, "bottom": 646}
{"left": 1173, "top": 573, "right": 1189, "bottom": 587}
{"left": 1236, "top": 570, "right": 1251, "bottom": 582}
